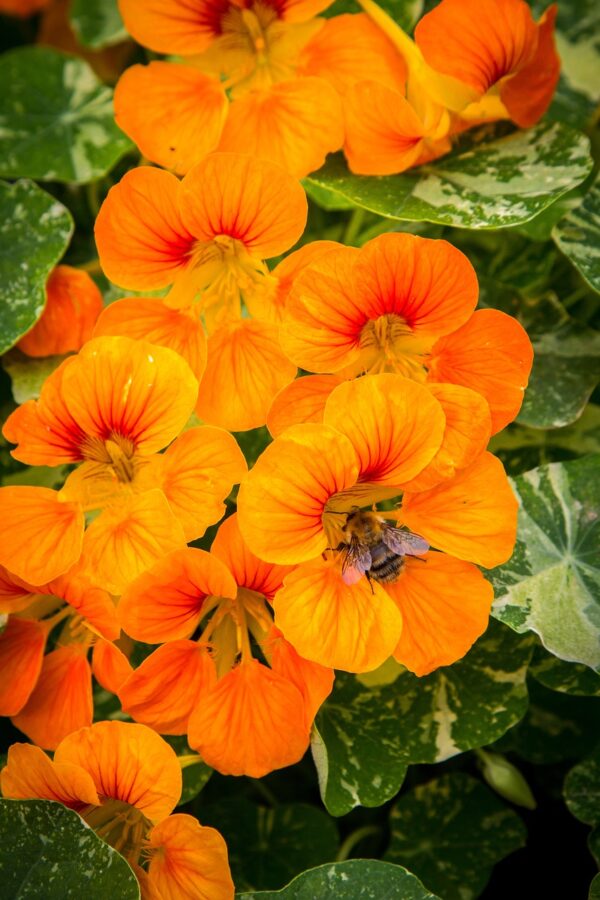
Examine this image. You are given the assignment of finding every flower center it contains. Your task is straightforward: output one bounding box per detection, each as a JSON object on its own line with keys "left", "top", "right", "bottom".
{"left": 358, "top": 314, "right": 433, "bottom": 381}
{"left": 80, "top": 434, "right": 137, "bottom": 483}
{"left": 82, "top": 799, "right": 151, "bottom": 865}
{"left": 199, "top": 588, "right": 273, "bottom": 678}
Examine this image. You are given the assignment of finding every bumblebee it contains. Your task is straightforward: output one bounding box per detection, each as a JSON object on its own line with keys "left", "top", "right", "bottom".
{"left": 336, "top": 509, "right": 428, "bottom": 586}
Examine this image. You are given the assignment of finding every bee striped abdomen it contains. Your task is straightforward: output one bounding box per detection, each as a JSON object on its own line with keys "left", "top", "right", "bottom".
{"left": 369, "top": 548, "right": 404, "bottom": 584}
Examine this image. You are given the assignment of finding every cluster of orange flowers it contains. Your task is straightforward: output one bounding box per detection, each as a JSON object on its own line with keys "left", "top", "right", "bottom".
{"left": 0, "top": 0, "right": 556, "bottom": 895}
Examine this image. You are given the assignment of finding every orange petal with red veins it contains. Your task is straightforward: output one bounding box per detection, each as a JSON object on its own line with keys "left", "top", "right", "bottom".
{"left": 50, "top": 573, "right": 119, "bottom": 641}
{"left": 324, "top": 374, "right": 446, "bottom": 487}
{"left": 237, "top": 423, "right": 359, "bottom": 564}
{"left": 0, "top": 618, "right": 47, "bottom": 716}
{"left": 188, "top": 659, "right": 308, "bottom": 777}
{"left": 179, "top": 153, "right": 307, "bottom": 259}
{"left": 254, "top": 240, "right": 341, "bottom": 325}
{"left": 427, "top": 309, "right": 534, "bottom": 434}
{"left": 119, "top": 0, "right": 226, "bottom": 55}
{"left": 400, "top": 383, "right": 491, "bottom": 492}
{"left": 343, "top": 81, "right": 426, "bottom": 176}
{"left": 267, "top": 374, "right": 343, "bottom": 438}
{"left": 157, "top": 427, "right": 247, "bottom": 541}
{"left": 387, "top": 553, "right": 493, "bottom": 676}
{"left": 55, "top": 720, "right": 182, "bottom": 823}
{"left": 80, "top": 490, "right": 187, "bottom": 596}
{"left": 95, "top": 166, "right": 194, "bottom": 291}
{"left": 0, "top": 565, "right": 37, "bottom": 614}
{"left": 402, "top": 451, "right": 518, "bottom": 568}
{"left": 93, "top": 297, "right": 207, "bottom": 382}
{"left": 218, "top": 78, "right": 343, "bottom": 179}
{"left": 1, "top": 743, "right": 99, "bottom": 809}
{"left": 120, "top": 641, "right": 217, "bottom": 735}
{"left": 92, "top": 639, "right": 133, "bottom": 694}
{"left": 280, "top": 0, "right": 335, "bottom": 22}
{"left": 12, "top": 646, "right": 92, "bottom": 750}
{"left": 275, "top": 558, "right": 403, "bottom": 672}
{"left": 147, "top": 813, "right": 234, "bottom": 900}
{"left": 115, "top": 62, "right": 227, "bottom": 175}
{"left": 196, "top": 320, "right": 296, "bottom": 432}
{"left": 212, "top": 513, "right": 292, "bottom": 599}
{"left": 265, "top": 625, "right": 334, "bottom": 727}
{"left": 299, "top": 13, "right": 406, "bottom": 95}
{"left": 0, "top": 487, "right": 84, "bottom": 585}
{"left": 415, "top": 0, "right": 537, "bottom": 97}
{"left": 500, "top": 5, "right": 559, "bottom": 127}
{"left": 119, "top": 547, "right": 237, "bottom": 643}
{"left": 17, "top": 266, "right": 103, "bottom": 358}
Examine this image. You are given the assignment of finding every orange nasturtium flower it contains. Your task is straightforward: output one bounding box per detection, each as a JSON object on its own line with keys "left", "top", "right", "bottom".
{"left": 238, "top": 374, "right": 517, "bottom": 675}
{"left": 114, "top": 0, "right": 347, "bottom": 177}
{"left": 94, "top": 153, "right": 306, "bottom": 431}
{"left": 117, "top": 514, "right": 333, "bottom": 777}
{"left": 1, "top": 721, "right": 234, "bottom": 899}
{"left": 17, "top": 265, "right": 103, "bottom": 358}
{"left": 278, "top": 233, "right": 533, "bottom": 436}
{"left": 0, "top": 564, "right": 119, "bottom": 749}
{"left": 0, "top": 335, "right": 246, "bottom": 590}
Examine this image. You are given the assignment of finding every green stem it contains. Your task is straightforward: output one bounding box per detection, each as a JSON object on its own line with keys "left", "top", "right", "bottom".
{"left": 250, "top": 778, "right": 278, "bottom": 807}
{"left": 343, "top": 208, "right": 367, "bottom": 246}
{"left": 336, "top": 825, "right": 381, "bottom": 861}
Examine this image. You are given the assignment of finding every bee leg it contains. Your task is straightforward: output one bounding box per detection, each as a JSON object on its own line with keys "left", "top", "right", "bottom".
{"left": 366, "top": 572, "right": 375, "bottom": 595}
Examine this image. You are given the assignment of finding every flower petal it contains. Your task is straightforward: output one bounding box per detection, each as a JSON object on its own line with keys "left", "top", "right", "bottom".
{"left": 1, "top": 743, "right": 99, "bottom": 809}
{"left": 115, "top": 62, "right": 227, "bottom": 175}
{"left": 147, "top": 813, "right": 234, "bottom": 900}
{"left": 500, "top": 4, "right": 559, "bottom": 127}
{"left": 211, "top": 513, "right": 292, "bottom": 599}
{"left": 187, "top": 659, "right": 308, "bottom": 777}
{"left": 0, "top": 566, "right": 38, "bottom": 615}
{"left": 0, "top": 487, "right": 84, "bottom": 585}
{"left": 267, "top": 374, "right": 343, "bottom": 438}
{"left": 387, "top": 553, "right": 493, "bottom": 675}
{"left": 119, "top": 0, "right": 226, "bottom": 55}
{"left": 12, "top": 646, "right": 92, "bottom": 750}
{"left": 265, "top": 625, "right": 334, "bottom": 727}
{"left": 95, "top": 166, "right": 194, "bottom": 291}
{"left": 196, "top": 320, "right": 296, "bottom": 432}
{"left": 93, "top": 297, "right": 208, "bottom": 382}
{"left": 80, "top": 490, "right": 187, "bottom": 596}
{"left": 92, "top": 639, "right": 133, "bottom": 694}
{"left": 255, "top": 240, "right": 341, "bottom": 324}
{"left": 237, "top": 423, "right": 359, "bottom": 564}
{"left": 120, "top": 642, "right": 217, "bottom": 734}
{"left": 402, "top": 451, "right": 518, "bottom": 568}
{"left": 55, "top": 721, "right": 182, "bottom": 822}
{"left": 218, "top": 77, "right": 343, "bottom": 179}
{"left": 17, "top": 265, "right": 103, "bottom": 358}
{"left": 427, "top": 308, "right": 534, "bottom": 435}
{"left": 274, "top": 557, "right": 403, "bottom": 672}
{"left": 119, "top": 547, "right": 237, "bottom": 643}
{"left": 0, "top": 618, "right": 47, "bottom": 716}
{"left": 179, "top": 153, "right": 307, "bottom": 259}
{"left": 50, "top": 573, "right": 119, "bottom": 641}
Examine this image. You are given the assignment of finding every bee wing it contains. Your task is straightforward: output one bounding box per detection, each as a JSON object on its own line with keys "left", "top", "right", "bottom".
{"left": 382, "top": 526, "right": 429, "bottom": 557}
{"left": 341, "top": 540, "right": 372, "bottom": 585}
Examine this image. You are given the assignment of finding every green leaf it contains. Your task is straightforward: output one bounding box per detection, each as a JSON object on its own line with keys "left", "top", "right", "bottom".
{"left": 201, "top": 800, "right": 338, "bottom": 892}
{"left": 0, "top": 180, "right": 73, "bottom": 355}
{"left": 553, "top": 177, "right": 600, "bottom": 294}
{"left": 516, "top": 294, "right": 600, "bottom": 429}
{"left": 546, "top": 0, "right": 600, "bottom": 130}
{"left": 237, "top": 859, "right": 441, "bottom": 899}
{"left": 305, "top": 122, "right": 592, "bottom": 229}
{"left": 589, "top": 827, "right": 600, "bottom": 868}
{"left": 70, "top": 0, "right": 127, "bottom": 49}
{"left": 312, "top": 620, "right": 532, "bottom": 816}
{"left": 494, "top": 677, "right": 600, "bottom": 764}
{"left": 2, "top": 350, "right": 67, "bottom": 404}
{"left": 590, "top": 873, "right": 600, "bottom": 900}
{"left": 162, "top": 736, "right": 212, "bottom": 805}
{"left": 384, "top": 774, "right": 526, "bottom": 900}
{"left": 529, "top": 645, "right": 600, "bottom": 697}
{"left": 491, "top": 455, "right": 600, "bottom": 672}
{"left": 0, "top": 48, "right": 131, "bottom": 184}
{"left": 0, "top": 799, "right": 140, "bottom": 899}
{"left": 564, "top": 746, "right": 600, "bottom": 826}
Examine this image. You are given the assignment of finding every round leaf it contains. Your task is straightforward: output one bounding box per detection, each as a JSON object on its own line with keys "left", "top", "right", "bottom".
{"left": 0, "top": 179, "right": 73, "bottom": 355}
{"left": 70, "top": 0, "right": 127, "bottom": 49}
{"left": 0, "top": 799, "right": 140, "bottom": 899}
{"left": 564, "top": 746, "right": 600, "bottom": 826}
{"left": 0, "top": 48, "right": 132, "bottom": 184}
{"left": 530, "top": 645, "right": 600, "bottom": 697}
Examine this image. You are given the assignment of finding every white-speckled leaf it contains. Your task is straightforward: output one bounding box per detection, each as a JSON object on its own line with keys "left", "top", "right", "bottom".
{"left": 543, "top": 0, "right": 600, "bottom": 130}
{"left": 530, "top": 645, "right": 600, "bottom": 697}
{"left": 70, "top": 0, "right": 127, "bottom": 48}
{"left": 491, "top": 455, "right": 600, "bottom": 671}
{"left": 312, "top": 620, "right": 533, "bottom": 816}
{"left": 384, "top": 774, "right": 526, "bottom": 900}
{"left": 237, "top": 860, "right": 440, "bottom": 900}
{"left": 0, "top": 48, "right": 131, "bottom": 183}
{"left": 553, "top": 177, "right": 600, "bottom": 293}
{"left": 0, "top": 180, "right": 73, "bottom": 355}
{"left": 564, "top": 745, "right": 600, "bottom": 826}
{"left": 305, "top": 122, "right": 592, "bottom": 228}
{"left": 0, "top": 799, "right": 140, "bottom": 898}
